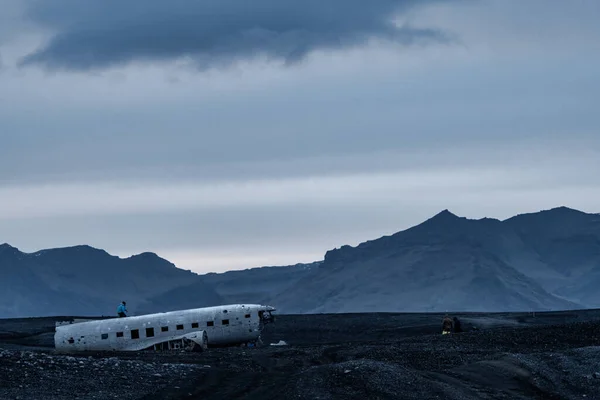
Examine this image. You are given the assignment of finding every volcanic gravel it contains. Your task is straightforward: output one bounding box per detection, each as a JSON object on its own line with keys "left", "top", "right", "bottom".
{"left": 2, "top": 310, "right": 600, "bottom": 399}
{"left": 0, "top": 349, "right": 205, "bottom": 399}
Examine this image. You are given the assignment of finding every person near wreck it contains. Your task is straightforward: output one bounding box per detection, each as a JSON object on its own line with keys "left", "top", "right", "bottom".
{"left": 442, "top": 314, "right": 453, "bottom": 335}
{"left": 452, "top": 316, "right": 463, "bottom": 333}
{"left": 117, "top": 301, "right": 128, "bottom": 317}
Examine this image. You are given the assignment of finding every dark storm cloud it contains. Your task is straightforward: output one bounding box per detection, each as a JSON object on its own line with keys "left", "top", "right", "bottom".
{"left": 18, "top": 0, "right": 452, "bottom": 70}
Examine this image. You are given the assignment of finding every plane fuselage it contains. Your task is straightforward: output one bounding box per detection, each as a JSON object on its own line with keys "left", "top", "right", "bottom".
{"left": 54, "top": 304, "right": 275, "bottom": 352}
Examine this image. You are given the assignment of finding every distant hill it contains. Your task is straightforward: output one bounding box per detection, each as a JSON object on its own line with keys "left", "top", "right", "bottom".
{"left": 504, "top": 207, "right": 600, "bottom": 305}
{"left": 135, "top": 262, "right": 320, "bottom": 314}
{"left": 273, "top": 209, "right": 585, "bottom": 313}
{"left": 0, "top": 244, "right": 224, "bottom": 318}
{"left": 1, "top": 206, "right": 599, "bottom": 317}
{"left": 201, "top": 262, "right": 321, "bottom": 304}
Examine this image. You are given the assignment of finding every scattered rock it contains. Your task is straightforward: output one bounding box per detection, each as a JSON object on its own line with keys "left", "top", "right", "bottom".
{"left": 3, "top": 313, "right": 600, "bottom": 399}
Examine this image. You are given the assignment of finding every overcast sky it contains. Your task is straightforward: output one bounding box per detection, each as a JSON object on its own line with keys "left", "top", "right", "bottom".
{"left": 1, "top": 0, "right": 599, "bottom": 273}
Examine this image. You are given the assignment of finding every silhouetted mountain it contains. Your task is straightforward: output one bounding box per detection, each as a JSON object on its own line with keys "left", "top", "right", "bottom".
{"left": 135, "top": 279, "right": 226, "bottom": 314}
{"left": 505, "top": 207, "right": 600, "bottom": 276}
{"left": 272, "top": 207, "right": 600, "bottom": 313}
{"left": 201, "top": 262, "right": 321, "bottom": 304}
{"left": 131, "top": 262, "right": 321, "bottom": 313}
{"left": 0, "top": 244, "right": 223, "bottom": 318}
{"left": 1, "top": 206, "right": 599, "bottom": 317}
{"left": 505, "top": 207, "right": 600, "bottom": 305}
{"left": 0, "top": 244, "right": 86, "bottom": 317}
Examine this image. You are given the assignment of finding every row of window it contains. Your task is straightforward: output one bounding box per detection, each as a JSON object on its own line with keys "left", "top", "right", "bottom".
{"left": 99, "top": 314, "right": 251, "bottom": 341}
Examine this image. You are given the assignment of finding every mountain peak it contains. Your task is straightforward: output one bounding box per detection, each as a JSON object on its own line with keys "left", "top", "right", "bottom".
{"left": 51, "top": 244, "right": 111, "bottom": 256}
{"left": 74, "top": 244, "right": 106, "bottom": 251}
{"left": 421, "top": 209, "right": 463, "bottom": 226}
{"left": 126, "top": 252, "right": 180, "bottom": 270}
{"left": 433, "top": 209, "right": 459, "bottom": 218}
{"left": 0, "top": 243, "right": 20, "bottom": 254}
{"left": 0, "top": 243, "right": 16, "bottom": 249}
{"left": 505, "top": 206, "right": 592, "bottom": 224}
{"left": 128, "top": 252, "right": 163, "bottom": 260}
{"left": 28, "top": 245, "right": 116, "bottom": 264}
{"left": 546, "top": 206, "right": 586, "bottom": 215}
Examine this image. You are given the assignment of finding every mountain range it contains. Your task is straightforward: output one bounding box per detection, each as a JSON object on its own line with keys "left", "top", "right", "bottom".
{"left": 1, "top": 206, "right": 599, "bottom": 318}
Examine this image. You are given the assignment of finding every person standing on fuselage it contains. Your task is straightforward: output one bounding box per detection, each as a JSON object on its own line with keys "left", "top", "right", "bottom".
{"left": 117, "top": 301, "right": 127, "bottom": 317}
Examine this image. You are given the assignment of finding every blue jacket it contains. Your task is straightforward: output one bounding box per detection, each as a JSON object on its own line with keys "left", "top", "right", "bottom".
{"left": 117, "top": 304, "right": 127, "bottom": 315}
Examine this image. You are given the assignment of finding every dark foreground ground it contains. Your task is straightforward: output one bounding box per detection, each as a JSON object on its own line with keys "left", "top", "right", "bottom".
{"left": 2, "top": 310, "right": 600, "bottom": 399}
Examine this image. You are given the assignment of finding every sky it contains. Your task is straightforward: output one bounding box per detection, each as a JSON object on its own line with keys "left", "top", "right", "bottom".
{"left": 1, "top": 0, "right": 599, "bottom": 274}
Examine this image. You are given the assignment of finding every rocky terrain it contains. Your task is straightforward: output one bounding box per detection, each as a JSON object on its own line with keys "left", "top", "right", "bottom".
{"left": 2, "top": 309, "right": 600, "bottom": 399}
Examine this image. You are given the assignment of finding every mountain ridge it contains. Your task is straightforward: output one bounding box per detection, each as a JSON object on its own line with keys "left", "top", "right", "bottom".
{"left": 1, "top": 206, "right": 598, "bottom": 317}
{"left": 0, "top": 244, "right": 223, "bottom": 318}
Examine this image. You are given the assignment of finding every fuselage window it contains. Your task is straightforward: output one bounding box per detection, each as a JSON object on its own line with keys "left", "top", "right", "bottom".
{"left": 146, "top": 327, "right": 155, "bottom": 337}
{"left": 131, "top": 329, "right": 140, "bottom": 339}
{"left": 244, "top": 314, "right": 251, "bottom": 318}
{"left": 161, "top": 326, "right": 168, "bottom": 332}
{"left": 222, "top": 319, "right": 229, "bottom": 325}
{"left": 101, "top": 333, "right": 108, "bottom": 340}
{"left": 116, "top": 331, "right": 124, "bottom": 338}
{"left": 68, "top": 338, "right": 75, "bottom": 344}
{"left": 176, "top": 324, "right": 184, "bottom": 330}
{"left": 223, "top": 310, "right": 228, "bottom": 313}
{"left": 207, "top": 321, "right": 214, "bottom": 327}
{"left": 191, "top": 322, "right": 199, "bottom": 328}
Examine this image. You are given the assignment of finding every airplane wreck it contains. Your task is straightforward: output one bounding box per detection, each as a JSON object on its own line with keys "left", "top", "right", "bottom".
{"left": 54, "top": 304, "right": 276, "bottom": 353}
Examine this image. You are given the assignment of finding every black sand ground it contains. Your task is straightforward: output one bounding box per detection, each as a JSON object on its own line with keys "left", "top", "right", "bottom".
{"left": 2, "top": 310, "right": 600, "bottom": 399}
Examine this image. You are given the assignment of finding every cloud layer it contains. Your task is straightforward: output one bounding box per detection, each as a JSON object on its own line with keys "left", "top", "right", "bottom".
{"left": 19, "top": 0, "right": 450, "bottom": 70}
{"left": 1, "top": 0, "right": 599, "bottom": 273}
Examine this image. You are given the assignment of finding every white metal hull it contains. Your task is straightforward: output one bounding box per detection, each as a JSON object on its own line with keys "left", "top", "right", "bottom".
{"left": 54, "top": 304, "right": 275, "bottom": 352}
